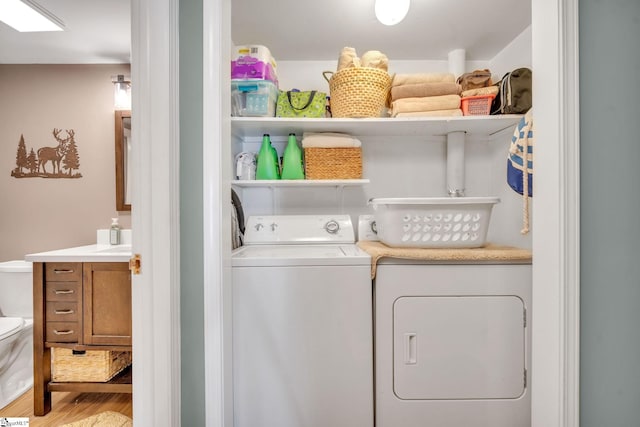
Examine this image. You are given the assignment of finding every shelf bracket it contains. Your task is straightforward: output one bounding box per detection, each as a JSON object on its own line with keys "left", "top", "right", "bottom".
{"left": 446, "top": 131, "right": 466, "bottom": 197}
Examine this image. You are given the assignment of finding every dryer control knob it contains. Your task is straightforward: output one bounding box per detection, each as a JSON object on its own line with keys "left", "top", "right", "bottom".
{"left": 324, "top": 220, "right": 340, "bottom": 234}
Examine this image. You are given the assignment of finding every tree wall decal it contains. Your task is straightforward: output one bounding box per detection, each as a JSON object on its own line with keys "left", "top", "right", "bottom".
{"left": 15, "top": 135, "right": 28, "bottom": 174}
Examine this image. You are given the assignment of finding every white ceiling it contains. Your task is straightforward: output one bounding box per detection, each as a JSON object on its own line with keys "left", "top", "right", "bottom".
{"left": 233, "top": 0, "right": 531, "bottom": 61}
{"left": 0, "top": 0, "right": 530, "bottom": 64}
{"left": 0, "top": 0, "right": 131, "bottom": 64}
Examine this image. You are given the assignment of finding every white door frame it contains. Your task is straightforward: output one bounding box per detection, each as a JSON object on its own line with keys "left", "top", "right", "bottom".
{"left": 196, "top": 1, "right": 582, "bottom": 427}
{"left": 131, "top": 0, "right": 181, "bottom": 425}
{"left": 202, "top": 0, "right": 234, "bottom": 425}
{"left": 531, "top": 0, "right": 580, "bottom": 426}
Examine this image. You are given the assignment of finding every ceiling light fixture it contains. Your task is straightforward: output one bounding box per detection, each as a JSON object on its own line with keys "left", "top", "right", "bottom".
{"left": 375, "top": 0, "right": 410, "bottom": 26}
{"left": 0, "top": 0, "right": 64, "bottom": 32}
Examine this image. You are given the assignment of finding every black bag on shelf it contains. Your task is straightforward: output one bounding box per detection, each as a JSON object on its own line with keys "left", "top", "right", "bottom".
{"left": 491, "top": 67, "right": 532, "bottom": 114}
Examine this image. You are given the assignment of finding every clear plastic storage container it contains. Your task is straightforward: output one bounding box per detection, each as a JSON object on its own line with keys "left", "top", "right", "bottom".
{"left": 231, "top": 80, "right": 278, "bottom": 117}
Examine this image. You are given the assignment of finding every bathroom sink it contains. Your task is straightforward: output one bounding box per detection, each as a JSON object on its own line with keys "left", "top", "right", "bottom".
{"left": 97, "top": 245, "right": 132, "bottom": 254}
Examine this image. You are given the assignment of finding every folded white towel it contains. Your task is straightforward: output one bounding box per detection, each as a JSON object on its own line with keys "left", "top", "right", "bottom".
{"left": 302, "top": 132, "right": 362, "bottom": 148}
{"left": 337, "top": 47, "right": 359, "bottom": 71}
{"left": 360, "top": 50, "right": 389, "bottom": 71}
{"left": 394, "top": 109, "right": 463, "bottom": 118}
{"left": 390, "top": 95, "right": 461, "bottom": 116}
{"left": 392, "top": 73, "right": 456, "bottom": 87}
{"left": 461, "top": 86, "right": 499, "bottom": 98}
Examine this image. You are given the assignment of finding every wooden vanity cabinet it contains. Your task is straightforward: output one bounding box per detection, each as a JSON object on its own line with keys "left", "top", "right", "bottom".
{"left": 83, "top": 262, "right": 132, "bottom": 346}
{"left": 33, "top": 261, "right": 132, "bottom": 416}
{"left": 44, "top": 263, "right": 81, "bottom": 344}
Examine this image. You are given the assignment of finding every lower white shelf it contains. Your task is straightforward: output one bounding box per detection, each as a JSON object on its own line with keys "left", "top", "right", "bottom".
{"left": 231, "top": 179, "right": 370, "bottom": 188}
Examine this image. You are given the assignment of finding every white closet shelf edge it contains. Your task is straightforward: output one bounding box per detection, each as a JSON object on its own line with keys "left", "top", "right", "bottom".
{"left": 230, "top": 116, "right": 522, "bottom": 139}
{"left": 231, "top": 179, "right": 370, "bottom": 188}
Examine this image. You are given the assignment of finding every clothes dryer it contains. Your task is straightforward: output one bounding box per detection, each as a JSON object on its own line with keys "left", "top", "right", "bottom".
{"left": 231, "top": 215, "right": 373, "bottom": 427}
{"left": 374, "top": 258, "right": 532, "bottom": 427}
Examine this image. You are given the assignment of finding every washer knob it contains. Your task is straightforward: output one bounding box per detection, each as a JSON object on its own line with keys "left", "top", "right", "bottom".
{"left": 324, "top": 220, "right": 340, "bottom": 234}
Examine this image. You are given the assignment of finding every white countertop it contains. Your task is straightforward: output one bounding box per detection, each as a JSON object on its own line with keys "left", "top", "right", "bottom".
{"left": 25, "top": 244, "right": 132, "bottom": 263}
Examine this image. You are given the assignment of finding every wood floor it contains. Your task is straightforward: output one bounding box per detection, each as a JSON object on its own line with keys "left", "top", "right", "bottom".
{"left": 0, "top": 389, "right": 132, "bottom": 426}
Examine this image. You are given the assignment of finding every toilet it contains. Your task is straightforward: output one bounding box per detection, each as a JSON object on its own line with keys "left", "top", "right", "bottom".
{"left": 0, "top": 260, "right": 33, "bottom": 410}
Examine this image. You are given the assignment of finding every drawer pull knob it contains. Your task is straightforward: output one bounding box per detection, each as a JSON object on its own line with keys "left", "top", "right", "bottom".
{"left": 53, "top": 329, "right": 74, "bottom": 335}
{"left": 54, "top": 269, "right": 74, "bottom": 274}
{"left": 54, "top": 289, "right": 74, "bottom": 295}
{"left": 54, "top": 309, "right": 74, "bottom": 315}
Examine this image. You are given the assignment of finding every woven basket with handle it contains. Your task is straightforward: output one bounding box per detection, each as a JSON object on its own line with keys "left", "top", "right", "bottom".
{"left": 323, "top": 67, "right": 391, "bottom": 118}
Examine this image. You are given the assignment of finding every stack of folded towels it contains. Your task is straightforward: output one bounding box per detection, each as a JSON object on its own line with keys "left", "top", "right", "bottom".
{"left": 301, "top": 132, "right": 362, "bottom": 148}
{"left": 389, "top": 73, "right": 462, "bottom": 118}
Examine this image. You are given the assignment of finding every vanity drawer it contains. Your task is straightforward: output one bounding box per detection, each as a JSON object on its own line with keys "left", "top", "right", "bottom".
{"left": 46, "top": 322, "right": 79, "bottom": 343}
{"left": 46, "top": 302, "right": 80, "bottom": 322}
{"left": 45, "top": 263, "right": 82, "bottom": 282}
{"left": 45, "top": 282, "right": 80, "bottom": 302}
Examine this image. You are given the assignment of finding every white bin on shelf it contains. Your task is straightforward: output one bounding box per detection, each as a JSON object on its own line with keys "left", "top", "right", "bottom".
{"left": 369, "top": 197, "right": 499, "bottom": 248}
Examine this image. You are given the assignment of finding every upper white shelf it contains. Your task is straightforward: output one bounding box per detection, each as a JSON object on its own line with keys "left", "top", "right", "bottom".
{"left": 230, "top": 115, "right": 522, "bottom": 139}
{"left": 231, "top": 179, "right": 370, "bottom": 188}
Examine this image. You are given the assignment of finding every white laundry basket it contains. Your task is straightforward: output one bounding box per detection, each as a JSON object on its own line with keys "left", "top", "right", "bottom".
{"left": 369, "top": 197, "right": 499, "bottom": 248}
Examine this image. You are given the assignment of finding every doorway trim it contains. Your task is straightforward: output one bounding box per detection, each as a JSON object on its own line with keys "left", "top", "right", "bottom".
{"left": 530, "top": 0, "right": 580, "bottom": 426}
{"left": 131, "top": 0, "right": 181, "bottom": 425}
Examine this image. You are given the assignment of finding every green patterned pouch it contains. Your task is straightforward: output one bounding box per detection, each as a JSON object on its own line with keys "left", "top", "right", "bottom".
{"left": 276, "top": 90, "right": 327, "bottom": 118}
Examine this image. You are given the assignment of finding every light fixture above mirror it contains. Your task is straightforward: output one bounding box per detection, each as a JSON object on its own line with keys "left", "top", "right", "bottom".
{"left": 112, "top": 74, "right": 132, "bottom": 110}
{"left": 375, "top": 0, "right": 410, "bottom": 26}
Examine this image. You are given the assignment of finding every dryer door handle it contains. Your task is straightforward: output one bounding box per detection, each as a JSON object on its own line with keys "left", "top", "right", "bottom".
{"left": 404, "top": 332, "right": 417, "bottom": 365}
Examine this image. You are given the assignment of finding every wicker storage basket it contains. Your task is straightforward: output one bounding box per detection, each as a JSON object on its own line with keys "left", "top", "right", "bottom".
{"left": 323, "top": 68, "right": 391, "bottom": 118}
{"left": 51, "top": 348, "right": 132, "bottom": 382}
{"left": 304, "top": 147, "right": 362, "bottom": 179}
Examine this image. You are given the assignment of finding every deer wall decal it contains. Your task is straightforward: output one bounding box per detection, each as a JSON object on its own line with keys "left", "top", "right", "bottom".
{"left": 37, "top": 129, "right": 72, "bottom": 174}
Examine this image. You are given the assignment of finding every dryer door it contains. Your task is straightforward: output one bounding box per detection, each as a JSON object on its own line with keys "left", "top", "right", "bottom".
{"left": 393, "top": 295, "right": 525, "bottom": 400}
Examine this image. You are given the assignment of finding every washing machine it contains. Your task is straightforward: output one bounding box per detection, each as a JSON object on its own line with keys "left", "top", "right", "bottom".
{"left": 361, "top": 210, "right": 532, "bottom": 427}
{"left": 231, "top": 214, "right": 373, "bottom": 427}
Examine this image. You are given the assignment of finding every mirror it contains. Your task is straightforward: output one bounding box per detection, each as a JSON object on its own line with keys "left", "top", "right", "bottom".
{"left": 115, "top": 110, "right": 132, "bottom": 211}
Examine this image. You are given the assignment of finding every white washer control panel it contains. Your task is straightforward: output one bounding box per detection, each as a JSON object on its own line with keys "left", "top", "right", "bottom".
{"left": 244, "top": 215, "right": 355, "bottom": 244}
{"left": 358, "top": 215, "right": 379, "bottom": 241}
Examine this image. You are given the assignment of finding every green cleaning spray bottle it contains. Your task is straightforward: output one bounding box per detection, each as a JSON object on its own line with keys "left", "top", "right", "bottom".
{"left": 280, "top": 133, "right": 305, "bottom": 179}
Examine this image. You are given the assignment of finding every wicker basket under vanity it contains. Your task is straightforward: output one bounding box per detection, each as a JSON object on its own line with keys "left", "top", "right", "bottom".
{"left": 51, "top": 348, "right": 132, "bottom": 382}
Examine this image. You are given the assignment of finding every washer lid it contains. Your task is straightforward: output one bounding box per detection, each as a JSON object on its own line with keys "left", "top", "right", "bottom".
{"left": 0, "top": 317, "right": 25, "bottom": 340}
{"left": 231, "top": 244, "right": 371, "bottom": 267}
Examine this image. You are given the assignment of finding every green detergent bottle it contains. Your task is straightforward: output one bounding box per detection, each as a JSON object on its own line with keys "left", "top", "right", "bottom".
{"left": 280, "top": 133, "right": 305, "bottom": 180}
{"left": 270, "top": 139, "right": 281, "bottom": 178}
{"left": 256, "top": 134, "right": 279, "bottom": 180}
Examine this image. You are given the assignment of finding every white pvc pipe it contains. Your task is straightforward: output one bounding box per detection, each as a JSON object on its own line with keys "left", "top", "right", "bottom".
{"left": 446, "top": 131, "right": 466, "bottom": 197}
{"left": 448, "top": 48, "right": 466, "bottom": 80}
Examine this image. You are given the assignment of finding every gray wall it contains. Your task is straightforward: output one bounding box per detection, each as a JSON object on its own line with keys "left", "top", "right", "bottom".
{"left": 180, "top": 0, "right": 205, "bottom": 424}
{"left": 580, "top": 0, "right": 640, "bottom": 425}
